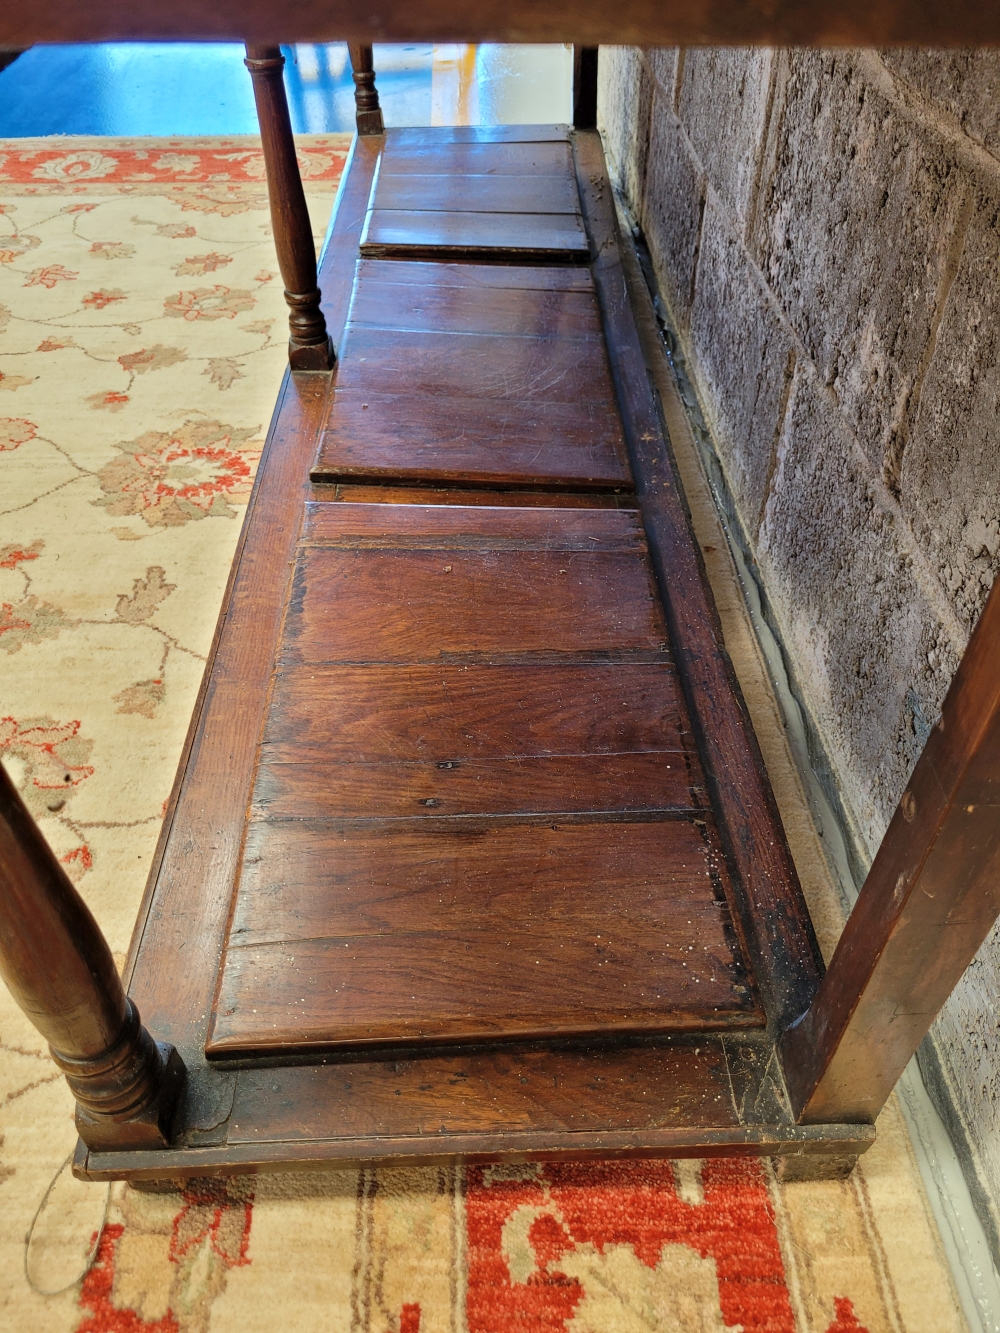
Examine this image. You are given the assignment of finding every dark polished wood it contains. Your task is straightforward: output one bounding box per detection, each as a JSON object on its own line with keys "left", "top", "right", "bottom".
{"left": 573, "top": 46, "right": 599, "bottom": 130}
{"left": 361, "top": 132, "right": 586, "bottom": 262}
{"left": 313, "top": 259, "right": 626, "bottom": 491}
{"left": 50, "top": 122, "right": 928, "bottom": 1184}
{"left": 209, "top": 818, "right": 759, "bottom": 1055}
{"left": 381, "top": 138, "right": 574, "bottom": 177}
{"left": 0, "top": 765, "right": 184, "bottom": 1150}
{"left": 347, "top": 43, "right": 383, "bottom": 135}
{"left": 244, "top": 44, "right": 333, "bottom": 370}
{"left": 360, "top": 209, "right": 589, "bottom": 261}
{"left": 575, "top": 130, "right": 825, "bottom": 1034}
{"left": 9, "top": 4, "right": 1000, "bottom": 48}
{"left": 373, "top": 173, "right": 582, "bottom": 216}
{"left": 209, "top": 498, "right": 760, "bottom": 1057}
{"left": 335, "top": 328, "right": 614, "bottom": 401}
{"left": 781, "top": 577, "right": 1000, "bottom": 1123}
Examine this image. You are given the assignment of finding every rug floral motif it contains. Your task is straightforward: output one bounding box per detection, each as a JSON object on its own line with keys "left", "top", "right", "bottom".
{"left": 0, "top": 138, "right": 968, "bottom": 1333}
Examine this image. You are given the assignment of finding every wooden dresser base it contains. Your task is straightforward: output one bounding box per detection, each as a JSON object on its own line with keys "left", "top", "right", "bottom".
{"left": 71, "top": 127, "right": 854, "bottom": 1181}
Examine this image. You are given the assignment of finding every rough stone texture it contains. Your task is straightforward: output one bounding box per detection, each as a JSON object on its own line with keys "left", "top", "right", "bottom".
{"left": 598, "top": 43, "right": 1000, "bottom": 1255}
{"left": 923, "top": 944, "right": 1000, "bottom": 1264}
{"left": 881, "top": 48, "right": 1000, "bottom": 158}
{"left": 596, "top": 47, "right": 652, "bottom": 217}
{"left": 687, "top": 201, "right": 796, "bottom": 529}
{"left": 899, "top": 186, "right": 1000, "bottom": 634}
{"left": 757, "top": 363, "right": 960, "bottom": 853}
{"left": 752, "top": 50, "right": 968, "bottom": 480}
{"left": 644, "top": 45, "right": 679, "bottom": 105}
{"left": 677, "top": 47, "right": 774, "bottom": 226}
{"left": 636, "top": 85, "right": 704, "bottom": 327}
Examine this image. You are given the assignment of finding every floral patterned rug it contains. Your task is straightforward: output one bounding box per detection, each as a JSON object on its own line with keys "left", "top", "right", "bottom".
{"left": 0, "top": 138, "right": 969, "bottom": 1333}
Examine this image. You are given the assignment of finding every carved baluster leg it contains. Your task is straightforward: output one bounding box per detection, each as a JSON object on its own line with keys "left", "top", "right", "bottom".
{"left": 0, "top": 764, "right": 185, "bottom": 1150}
{"left": 244, "top": 45, "right": 334, "bottom": 371}
{"left": 573, "top": 47, "right": 599, "bottom": 130}
{"left": 348, "top": 44, "right": 384, "bottom": 135}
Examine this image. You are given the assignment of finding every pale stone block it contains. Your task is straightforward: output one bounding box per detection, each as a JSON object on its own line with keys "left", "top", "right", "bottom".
{"left": 899, "top": 186, "right": 1000, "bottom": 634}
{"left": 688, "top": 200, "right": 795, "bottom": 529}
{"left": 639, "top": 86, "right": 703, "bottom": 326}
{"left": 882, "top": 48, "right": 1000, "bottom": 158}
{"left": 757, "top": 362, "right": 960, "bottom": 853}
{"left": 752, "top": 50, "right": 968, "bottom": 478}
{"left": 596, "top": 45, "right": 651, "bottom": 207}
{"left": 677, "top": 46, "right": 773, "bottom": 226}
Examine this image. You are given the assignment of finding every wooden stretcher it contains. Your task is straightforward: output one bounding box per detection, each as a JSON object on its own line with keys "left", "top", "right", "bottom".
{"left": 1, "top": 45, "right": 998, "bottom": 1186}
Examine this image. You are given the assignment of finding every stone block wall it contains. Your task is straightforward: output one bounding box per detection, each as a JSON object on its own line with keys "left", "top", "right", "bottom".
{"left": 598, "top": 46, "right": 1000, "bottom": 1257}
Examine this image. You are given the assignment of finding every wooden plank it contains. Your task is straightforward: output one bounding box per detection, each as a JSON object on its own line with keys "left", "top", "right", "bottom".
{"left": 379, "top": 140, "right": 574, "bottom": 177}
{"left": 260, "top": 663, "right": 693, "bottom": 765}
{"left": 312, "top": 391, "right": 630, "bottom": 490}
{"left": 355, "top": 258, "right": 594, "bottom": 292}
{"left": 782, "top": 577, "right": 1000, "bottom": 1124}
{"left": 300, "top": 500, "right": 643, "bottom": 548}
{"left": 73, "top": 1032, "right": 876, "bottom": 1184}
{"left": 329, "top": 484, "right": 633, "bottom": 508}
{"left": 9, "top": 5, "right": 1000, "bottom": 51}
{"left": 373, "top": 172, "right": 581, "bottom": 216}
{"left": 386, "top": 125, "right": 572, "bottom": 147}
{"left": 283, "top": 547, "right": 668, "bottom": 663}
{"left": 348, "top": 279, "right": 602, "bottom": 339}
{"left": 573, "top": 130, "right": 825, "bottom": 1033}
{"left": 360, "top": 209, "right": 588, "bottom": 260}
{"left": 123, "top": 137, "right": 382, "bottom": 1050}
{"left": 252, "top": 752, "right": 702, "bottom": 820}
{"left": 208, "top": 818, "right": 760, "bottom": 1054}
{"left": 335, "top": 329, "right": 614, "bottom": 403}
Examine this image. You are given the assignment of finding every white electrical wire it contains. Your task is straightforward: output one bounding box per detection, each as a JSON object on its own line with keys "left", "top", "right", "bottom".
{"left": 23, "top": 1150, "right": 112, "bottom": 1298}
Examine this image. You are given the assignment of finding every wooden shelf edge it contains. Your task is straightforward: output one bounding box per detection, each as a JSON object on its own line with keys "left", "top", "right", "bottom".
{"left": 74, "top": 1122, "right": 876, "bottom": 1183}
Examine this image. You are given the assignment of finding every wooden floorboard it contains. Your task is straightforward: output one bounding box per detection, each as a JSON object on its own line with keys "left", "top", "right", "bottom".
{"left": 372, "top": 172, "right": 582, "bottom": 215}
{"left": 379, "top": 139, "right": 574, "bottom": 176}
{"left": 347, "top": 279, "right": 603, "bottom": 339}
{"left": 209, "top": 818, "right": 759, "bottom": 1054}
{"left": 260, "top": 662, "right": 693, "bottom": 765}
{"left": 360, "top": 209, "right": 588, "bottom": 259}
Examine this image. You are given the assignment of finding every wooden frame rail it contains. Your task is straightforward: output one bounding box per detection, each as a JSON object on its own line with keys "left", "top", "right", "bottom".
{"left": 4, "top": 2, "right": 1000, "bottom": 47}
{"left": 781, "top": 577, "right": 1000, "bottom": 1123}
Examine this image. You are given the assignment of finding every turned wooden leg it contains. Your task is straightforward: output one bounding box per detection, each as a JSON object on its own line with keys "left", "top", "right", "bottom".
{"left": 348, "top": 44, "right": 384, "bottom": 135}
{"left": 0, "top": 763, "right": 184, "bottom": 1151}
{"left": 573, "top": 47, "right": 599, "bottom": 129}
{"left": 244, "top": 45, "right": 334, "bottom": 371}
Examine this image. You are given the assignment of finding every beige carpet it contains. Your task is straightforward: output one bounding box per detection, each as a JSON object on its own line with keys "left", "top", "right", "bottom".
{"left": 0, "top": 137, "right": 968, "bottom": 1333}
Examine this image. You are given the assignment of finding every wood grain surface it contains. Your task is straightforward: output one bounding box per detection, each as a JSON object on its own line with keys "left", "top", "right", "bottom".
{"left": 373, "top": 173, "right": 581, "bottom": 216}
{"left": 360, "top": 210, "right": 588, "bottom": 260}
{"left": 573, "top": 130, "right": 825, "bottom": 1033}
{"left": 209, "top": 817, "right": 758, "bottom": 1054}
{"left": 347, "top": 279, "right": 602, "bottom": 339}
{"left": 351, "top": 258, "right": 593, "bottom": 292}
{"left": 260, "top": 662, "right": 691, "bottom": 764}
{"left": 99, "top": 125, "right": 863, "bottom": 1179}
{"left": 211, "top": 497, "right": 759, "bottom": 1055}
{"left": 380, "top": 140, "right": 574, "bottom": 178}
{"left": 8, "top": 4, "right": 999, "bottom": 49}
{"left": 314, "top": 253, "right": 625, "bottom": 489}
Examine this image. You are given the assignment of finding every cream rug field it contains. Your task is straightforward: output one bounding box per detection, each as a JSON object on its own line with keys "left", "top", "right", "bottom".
{"left": 0, "top": 137, "right": 969, "bottom": 1333}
